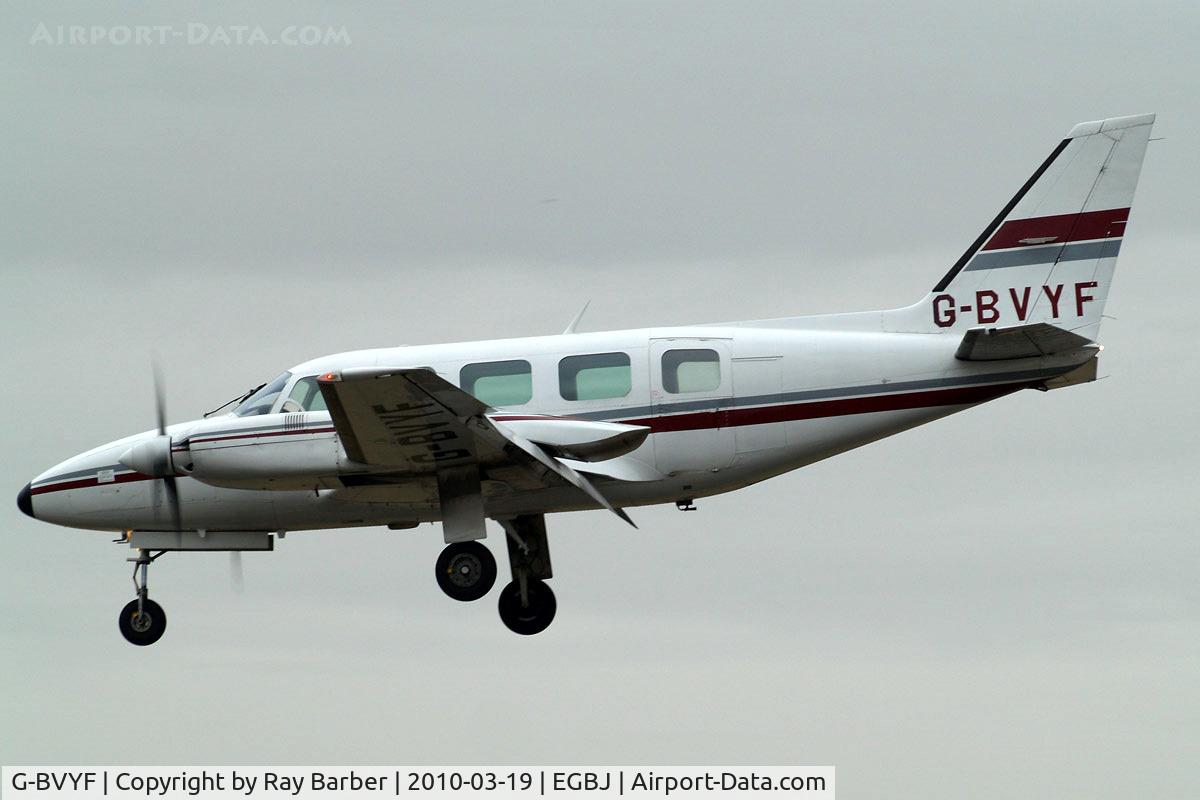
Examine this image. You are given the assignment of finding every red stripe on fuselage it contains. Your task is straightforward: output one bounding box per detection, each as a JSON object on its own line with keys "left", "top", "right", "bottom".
{"left": 983, "top": 207, "right": 1129, "bottom": 251}
{"left": 621, "top": 382, "right": 1025, "bottom": 432}
{"left": 29, "top": 469, "right": 157, "bottom": 496}
{"left": 188, "top": 426, "right": 337, "bottom": 446}
{"left": 29, "top": 381, "right": 1031, "bottom": 495}
{"left": 32, "top": 428, "right": 339, "bottom": 495}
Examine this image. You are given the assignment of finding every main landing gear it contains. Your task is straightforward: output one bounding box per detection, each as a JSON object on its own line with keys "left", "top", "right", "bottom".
{"left": 119, "top": 548, "right": 167, "bottom": 646}
{"left": 433, "top": 514, "right": 557, "bottom": 635}
{"left": 497, "top": 514, "right": 556, "bottom": 635}
{"left": 434, "top": 540, "right": 497, "bottom": 601}
{"left": 497, "top": 577, "right": 556, "bottom": 636}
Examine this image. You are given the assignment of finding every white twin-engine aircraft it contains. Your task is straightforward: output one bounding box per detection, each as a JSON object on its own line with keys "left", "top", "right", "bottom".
{"left": 20, "top": 114, "right": 1153, "bottom": 644}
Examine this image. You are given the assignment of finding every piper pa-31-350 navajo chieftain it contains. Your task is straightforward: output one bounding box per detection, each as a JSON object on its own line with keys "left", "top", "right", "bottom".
{"left": 19, "top": 114, "right": 1154, "bottom": 644}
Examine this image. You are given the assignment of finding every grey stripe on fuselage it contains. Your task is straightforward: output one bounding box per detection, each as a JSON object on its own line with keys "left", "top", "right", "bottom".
{"left": 31, "top": 367, "right": 1069, "bottom": 488}
{"left": 964, "top": 239, "right": 1120, "bottom": 272}
{"left": 29, "top": 425, "right": 332, "bottom": 488}
{"left": 30, "top": 464, "right": 131, "bottom": 488}
{"left": 572, "top": 365, "right": 1069, "bottom": 421}
{"left": 188, "top": 420, "right": 329, "bottom": 440}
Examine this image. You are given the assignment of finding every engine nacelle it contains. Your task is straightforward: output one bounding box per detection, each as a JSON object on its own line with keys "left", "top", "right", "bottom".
{"left": 171, "top": 412, "right": 649, "bottom": 491}
{"left": 180, "top": 413, "right": 343, "bottom": 490}
{"left": 493, "top": 417, "right": 649, "bottom": 462}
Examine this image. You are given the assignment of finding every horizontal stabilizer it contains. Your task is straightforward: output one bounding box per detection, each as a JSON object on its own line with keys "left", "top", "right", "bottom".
{"left": 955, "top": 322, "right": 1095, "bottom": 361}
{"left": 1039, "top": 356, "right": 1099, "bottom": 390}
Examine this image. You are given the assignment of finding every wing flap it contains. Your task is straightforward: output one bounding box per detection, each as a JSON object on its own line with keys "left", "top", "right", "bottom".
{"left": 498, "top": 426, "right": 637, "bottom": 528}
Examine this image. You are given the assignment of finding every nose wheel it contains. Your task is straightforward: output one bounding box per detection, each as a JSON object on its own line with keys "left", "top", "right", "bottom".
{"left": 434, "top": 541, "right": 497, "bottom": 602}
{"left": 120, "top": 548, "right": 167, "bottom": 646}
{"left": 119, "top": 598, "right": 167, "bottom": 646}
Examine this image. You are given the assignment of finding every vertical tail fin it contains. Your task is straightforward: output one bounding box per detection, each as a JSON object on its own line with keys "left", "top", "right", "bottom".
{"left": 898, "top": 114, "right": 1154, "bottom": 338}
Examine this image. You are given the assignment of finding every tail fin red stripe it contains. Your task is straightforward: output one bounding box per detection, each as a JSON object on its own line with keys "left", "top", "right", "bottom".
{"left": 982, "top": 207, "right": 1129, "bottom": 251}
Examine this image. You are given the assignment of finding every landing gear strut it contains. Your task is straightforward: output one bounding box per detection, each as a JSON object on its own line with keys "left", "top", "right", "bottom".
{"left": 498, "top": 515, "right": 556, "bottom": 635}
{"left": 119, "top": 548, "right": 167, "bottom": 646}
{"left": 434, "top": 541, "right": 497, "bottom": 602}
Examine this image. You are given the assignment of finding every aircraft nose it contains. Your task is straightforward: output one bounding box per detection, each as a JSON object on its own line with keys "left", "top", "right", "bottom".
{"left": 17, "top": 482, "right": 34, "bottom": 518}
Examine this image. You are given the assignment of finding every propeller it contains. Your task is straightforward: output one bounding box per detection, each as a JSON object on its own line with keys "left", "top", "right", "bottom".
{"left": 122, "top": 364, "right": 241, "bottom": 588}
{"left": 153, "top": 364, "right": 182, "bottom": 533}
{"left": 119, "top": 363, "right": 183, "bottom": 531}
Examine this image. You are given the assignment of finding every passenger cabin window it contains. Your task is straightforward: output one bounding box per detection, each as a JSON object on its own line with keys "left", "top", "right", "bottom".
{"left": 282, "top": 376, "right": 329, "bottom": 412}
{"left": 559, "top": 352, "right": 631, "bottom": 401}
{"left": 662, "top": 348, "right": 721, "bottom": 393}
{"left": 460, "top": 360, "right": 532, "bottom": 406}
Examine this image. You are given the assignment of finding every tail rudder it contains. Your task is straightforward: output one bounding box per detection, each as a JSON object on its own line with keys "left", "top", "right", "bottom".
{"left": 900, "top": 114, "right": 1154, "bottom": 338}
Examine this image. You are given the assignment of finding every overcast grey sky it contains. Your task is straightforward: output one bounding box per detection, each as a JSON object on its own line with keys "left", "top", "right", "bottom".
{"left": 3, "top": 2, "right": 1197, "bottom": 797}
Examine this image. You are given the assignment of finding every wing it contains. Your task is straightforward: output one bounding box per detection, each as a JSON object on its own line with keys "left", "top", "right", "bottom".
{"left": 318, "top": 367, "right": 486, "bottom": 469}
{"left": 317, "top": 367, "right": 636, "bottom": 529}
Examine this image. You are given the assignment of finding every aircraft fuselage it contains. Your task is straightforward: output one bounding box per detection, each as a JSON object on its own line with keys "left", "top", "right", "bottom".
{"left": 25, "top": 322, "right": 1091, "bottom": 534}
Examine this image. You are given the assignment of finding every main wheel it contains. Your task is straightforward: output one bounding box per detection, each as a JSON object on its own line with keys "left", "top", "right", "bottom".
{"left": 435, "top": 541, "right": 497, "bottom": 602}
{"left": 497, "top": 578, "right": 556, "bottom": 635}
{"left": 118, "top": 598, "right": 167, "bottom": 646}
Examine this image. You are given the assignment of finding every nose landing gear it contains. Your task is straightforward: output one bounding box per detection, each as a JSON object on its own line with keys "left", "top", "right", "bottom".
{"left": 119, "top": 549, "right": 167, "bottom": 646}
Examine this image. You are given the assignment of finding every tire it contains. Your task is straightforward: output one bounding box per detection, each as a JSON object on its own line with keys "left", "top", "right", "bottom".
{"left": 497, "top": 579, "right": 556, "bottom": 635}
{"left": 118, "top": 598, "right": 167, "bottom": 646}
{"left": 434, "top": 541, "right": 497, "bottom": 602}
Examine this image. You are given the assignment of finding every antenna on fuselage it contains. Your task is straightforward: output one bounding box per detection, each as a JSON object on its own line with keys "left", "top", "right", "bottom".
{"left": 562, "top": 300, "right": 591, "bottom": 335}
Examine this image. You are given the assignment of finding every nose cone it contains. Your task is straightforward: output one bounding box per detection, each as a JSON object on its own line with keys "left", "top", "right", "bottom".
{"left": 17, "top": 483, "right": 34, "bottom": 518}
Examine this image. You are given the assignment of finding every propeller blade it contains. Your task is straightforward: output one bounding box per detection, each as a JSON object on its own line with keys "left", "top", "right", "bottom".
{"left": 163, "top": 475, "right": 182, "bottom": 532}
{"left": 150, "top": 361, "right": 181, "bottom": 531}
{"left": 230, "top": 551, "right": 244, "bottom": 594}
{"left": 152, "top": 361, "right": 167, "bottom": 437}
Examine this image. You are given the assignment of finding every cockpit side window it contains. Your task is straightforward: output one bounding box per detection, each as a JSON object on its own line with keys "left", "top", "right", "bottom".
{"left": 232, "top": 372, "right": 292, "bottom": 416}
{"left": 283, "top": 376, "right": 329, "bottom": 412}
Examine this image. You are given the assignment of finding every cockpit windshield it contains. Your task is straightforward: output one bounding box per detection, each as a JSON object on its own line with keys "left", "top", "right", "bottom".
{"left": 232, "top": 372, "right": 292, "bottom": 417}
